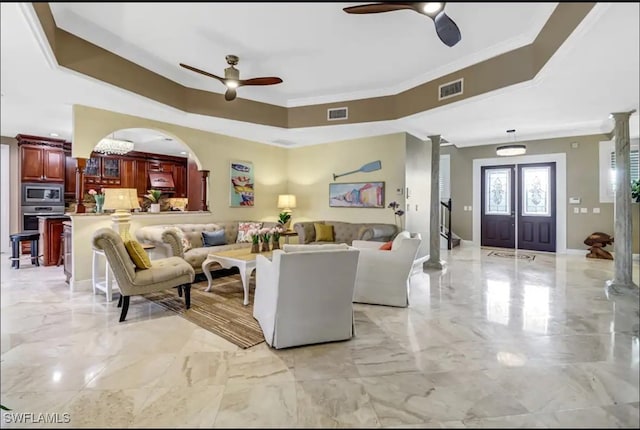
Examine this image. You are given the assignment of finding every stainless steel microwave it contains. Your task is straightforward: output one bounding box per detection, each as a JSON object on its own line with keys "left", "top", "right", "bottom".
{"left": 22, "top": 183, "right": 64, "bottom": 205}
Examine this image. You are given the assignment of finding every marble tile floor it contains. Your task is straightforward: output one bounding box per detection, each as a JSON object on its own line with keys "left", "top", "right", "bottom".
{"left": 1, "top": 247, "right": 638, "bottom": 428}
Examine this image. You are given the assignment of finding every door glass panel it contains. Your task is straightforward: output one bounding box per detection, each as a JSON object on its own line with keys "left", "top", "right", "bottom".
{"left": 522, "top": 166, "right": 550, "bottom": 216}
{"left": 485, "top": 168, "right": 511, "bottom": 215}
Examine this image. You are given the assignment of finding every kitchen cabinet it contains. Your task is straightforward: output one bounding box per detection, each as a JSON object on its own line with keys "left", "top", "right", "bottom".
{"left": 20, "top": 144, "right": 65, "bottom": 183}
{"left": 121, "top": 159, "right": 136, "bottom": 188}
{"left": 64, "top": 155, "right": 76, "bottom": 201}
{"left": 173, "top": 165, "right": 187, "bottom": 197}
{"left": 38, "top": 216, "right": 69, "bottom": 267}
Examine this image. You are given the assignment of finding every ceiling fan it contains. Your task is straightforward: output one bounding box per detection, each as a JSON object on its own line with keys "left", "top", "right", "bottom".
{"left": 343, "top": 2, "right": 461, "bottom": 47}
{"left": 179, "top": 55, "right": 283, "bottom": 101}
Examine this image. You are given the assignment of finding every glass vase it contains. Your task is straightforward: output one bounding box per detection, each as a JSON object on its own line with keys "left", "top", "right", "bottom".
{"left": 261, "top": 239, "right": 270, "bottom": 253}
{"left": 272, "top": 237, "right": 280, "bottom": 250}
{"left": 95, "top": 202, "right": 104, "bottom": 214}
{"left": 251, "top": 242, "right": 260, "bottom": 254}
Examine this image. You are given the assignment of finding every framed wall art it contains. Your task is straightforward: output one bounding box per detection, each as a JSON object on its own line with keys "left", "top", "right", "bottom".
{"left": 329, "top": 181, "right": 384, "bottom": 208}
{"left": 230, "top": 160, "right": 254, "bottom": 207}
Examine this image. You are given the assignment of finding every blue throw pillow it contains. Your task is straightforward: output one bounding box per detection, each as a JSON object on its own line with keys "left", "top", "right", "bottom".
{"left": 202, "top": 229, "right": 226, "bottom": 247}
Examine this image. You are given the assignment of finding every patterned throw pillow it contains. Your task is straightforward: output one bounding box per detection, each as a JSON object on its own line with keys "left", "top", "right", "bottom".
{"left": 236, "top": 222, "right": 263, "bottom": 243}
{"left": 124, "top": 240, "right": 152, "bottom": 269}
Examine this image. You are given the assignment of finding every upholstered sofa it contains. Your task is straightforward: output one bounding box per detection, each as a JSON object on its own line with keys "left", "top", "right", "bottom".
{"left": 293, "top": 221, "right": 398, "bottom": 245}
{"left": 136, "top": 221, "right": 278, "bottom": 274}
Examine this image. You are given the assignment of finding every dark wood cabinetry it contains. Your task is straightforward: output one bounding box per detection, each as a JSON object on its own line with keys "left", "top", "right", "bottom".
{"left": 38, "top": 216, "right": 69, "bottom": 267}
{"left": 81, "top": 151, "right": 187, "bottom": 198}
{"left": 64, "top": 155, "right": 76, "bottom": 200}
{"left": 18, "top": 135, "right": 68, "bottom": 183}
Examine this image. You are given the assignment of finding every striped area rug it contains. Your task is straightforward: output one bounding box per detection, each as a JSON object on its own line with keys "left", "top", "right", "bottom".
{"left": 142, "top": 273, "right": 265, "bottom": 349}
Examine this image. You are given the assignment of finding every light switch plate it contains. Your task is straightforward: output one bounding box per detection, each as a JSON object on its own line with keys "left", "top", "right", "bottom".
{"left": 569, "top": 197, "right": 581, "bottom": 204}
{"left": 580, "top": 207, "right": 588, "bottom": 213}
{"left": 593, "top": 207, "right": 600, "bottom": 214}
{"left": 574, "top": 207, "right": 579, "bottom": 214}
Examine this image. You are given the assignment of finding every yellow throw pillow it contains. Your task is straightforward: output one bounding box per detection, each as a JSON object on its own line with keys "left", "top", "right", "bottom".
{"left": 314, "top": 223, "right": 335, "bottom": 242}
{"left": 125, "top": 240, "right": 152, "bottom": 270}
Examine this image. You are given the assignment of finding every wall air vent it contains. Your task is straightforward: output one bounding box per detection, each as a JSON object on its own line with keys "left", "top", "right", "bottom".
{"left": 327, "top": 107, "right": 348, "bottom": 121}
{"left": 438, "top": 78, "right": 464, "bottom": 101}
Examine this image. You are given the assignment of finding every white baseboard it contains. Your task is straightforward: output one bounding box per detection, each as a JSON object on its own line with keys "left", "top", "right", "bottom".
{"left": 566, "top": 248, "right": 639, "bottom": 262}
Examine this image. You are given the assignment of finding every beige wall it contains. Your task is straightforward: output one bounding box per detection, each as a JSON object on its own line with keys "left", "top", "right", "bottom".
{"left": 73, "top": 105, "right": 288, "bottom": 223}
{"left": 441, "top": 134, "right": 639, "bottom": 253}
{"left": 286, "top": 133, "right": 407, "bottom": 225}
{"left": 1, "top": 136, "right": 20, "bottom": 236}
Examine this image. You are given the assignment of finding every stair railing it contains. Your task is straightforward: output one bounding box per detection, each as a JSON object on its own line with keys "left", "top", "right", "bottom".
{"left": 440, "top": 198, "right": 452, "bottom": 250}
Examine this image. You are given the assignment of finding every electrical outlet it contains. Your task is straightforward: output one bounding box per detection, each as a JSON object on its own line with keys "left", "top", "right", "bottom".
{"left": 580, "top": 207, "right": 588, "bottom": 213}
{"left": 574, "top": 207, "right": 579, "bottom": 214}
{"left": 593, "top": 207, "right": 600, "bottom": 214}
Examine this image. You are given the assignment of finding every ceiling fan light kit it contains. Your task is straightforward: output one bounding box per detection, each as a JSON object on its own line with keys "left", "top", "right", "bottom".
{"left": 179, "top": 54, "right": 282, "bottom": 101}
{"left": 343, "top": 2, "right": 461, "bottom": 47}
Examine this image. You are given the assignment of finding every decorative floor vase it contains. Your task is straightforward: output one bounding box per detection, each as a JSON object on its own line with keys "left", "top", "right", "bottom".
{"left": 261, "top": 240, "right": 270, "bottom": 253}
{"left": 251, "top": 242, "right": 260, "bottom": 254}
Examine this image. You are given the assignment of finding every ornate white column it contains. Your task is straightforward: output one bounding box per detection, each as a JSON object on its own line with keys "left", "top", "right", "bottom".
{"left": 424, "top": 135, "right": 445, "bottom": 270}
{"left": 606, "top": 110, "right": 639, "bottom": 296}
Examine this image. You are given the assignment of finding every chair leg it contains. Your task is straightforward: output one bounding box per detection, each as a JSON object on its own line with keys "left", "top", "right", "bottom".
{"left": 184, "top": 284, "right": 191, "bottom": 309}
{"left": 119, "top": 296, "right": 130, "bottom": 322}
{"left": 117, "top": 294, "right": 123, "bottom": 308}
{"left": 177, "top": 285, "right": 183, "bottom": 297}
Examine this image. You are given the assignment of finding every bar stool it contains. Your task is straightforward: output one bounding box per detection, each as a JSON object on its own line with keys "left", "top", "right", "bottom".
{"left": 9, "top": 231, "right": 40, "bottom": 269}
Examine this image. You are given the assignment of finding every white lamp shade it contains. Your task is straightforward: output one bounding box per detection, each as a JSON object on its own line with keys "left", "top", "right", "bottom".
{"left": 277, "top": 194, "right": 297, "bottom": 211}
{"left": 103, "top": 188, "right": 141, "bottom": 211}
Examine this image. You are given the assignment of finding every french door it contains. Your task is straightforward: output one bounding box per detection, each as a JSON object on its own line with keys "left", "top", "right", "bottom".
{"left": 481, "top": 162, "right": 556, "bottom": 252}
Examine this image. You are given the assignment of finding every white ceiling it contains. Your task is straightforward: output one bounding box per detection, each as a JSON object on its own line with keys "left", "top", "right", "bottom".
{"left": 0, "top": 2, "right": 638, "bottom": 152}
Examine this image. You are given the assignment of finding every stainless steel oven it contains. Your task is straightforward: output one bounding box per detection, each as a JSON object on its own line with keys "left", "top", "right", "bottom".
{"left": 21, "top": 206, "right": 65, "bottom": 231}
{"left": 22, "top": 183, "right": 64, "bottom": 205}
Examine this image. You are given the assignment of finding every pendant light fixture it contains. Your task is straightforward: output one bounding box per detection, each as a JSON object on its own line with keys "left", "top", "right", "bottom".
{"left": 496, "top": 129, "right": 526, "bottom": 156}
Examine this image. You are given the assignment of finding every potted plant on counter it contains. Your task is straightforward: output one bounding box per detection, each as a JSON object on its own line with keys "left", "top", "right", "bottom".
{"left": 145, "top": 189, "right": 163, "bottom": 213}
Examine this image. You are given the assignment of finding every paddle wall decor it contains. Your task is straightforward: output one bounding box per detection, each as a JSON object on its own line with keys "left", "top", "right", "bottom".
{"left": 333, "top": 160, "right": 382, "bottom": 181}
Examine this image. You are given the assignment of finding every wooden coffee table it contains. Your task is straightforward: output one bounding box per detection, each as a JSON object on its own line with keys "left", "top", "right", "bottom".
{"left": 201, "top": 248, "right": 272, "bottom": 306}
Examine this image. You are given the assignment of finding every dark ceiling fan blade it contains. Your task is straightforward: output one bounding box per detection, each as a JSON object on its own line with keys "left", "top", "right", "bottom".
{"left": 179, "top": 63, "right": 225, "bottom": 83}
{"left": 224, "top": 88, "right": 237, "bottom": 101}
{"left": 343, "top": 3, "right": 416, "bottom": 14}
{"left": 433, "top": 11, "right": 461, "bottom": 47}
{"left": 239, "top": 77, "right": 283, "bottom": 86}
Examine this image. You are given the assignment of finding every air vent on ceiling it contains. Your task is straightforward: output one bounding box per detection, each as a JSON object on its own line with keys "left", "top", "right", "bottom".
{"left": 327, "top": 107, "right": 348, "bottom": 121}
{"left": 438, "top": 78, "right": 464, "bottom": 101}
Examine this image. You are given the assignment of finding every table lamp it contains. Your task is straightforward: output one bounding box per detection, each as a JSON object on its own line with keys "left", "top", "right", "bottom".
{"left": 103, "top": 188, "right": 141, "bottom": 242}
{"left": 277, "top": 194, "right": 297, "bottom": 231}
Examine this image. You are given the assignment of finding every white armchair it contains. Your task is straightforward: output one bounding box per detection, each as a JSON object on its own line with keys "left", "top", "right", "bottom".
{"left": 253, "top": 244, "right": 360, "bottom": 349}
{"left": 352, "top": 231, "right": 421, "bottom": 307}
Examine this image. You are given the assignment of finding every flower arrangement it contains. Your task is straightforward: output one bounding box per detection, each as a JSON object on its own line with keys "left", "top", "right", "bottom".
{"left": 88, "top": 188, "right": 105, "bottom": 213}
{"left": 259, "top": 227, "right": 272, "bottom": 244}
{"left": 144, "top": 189, "right": 162, "bottom": 203}
{"left": 388, "top": 201, "right": 405, "bottom": 230}
{"left": 247, "top": 228, "right": 261, "bottom": 245}
{"left": 271, "top": 226, "right": 284, "bottom": 241}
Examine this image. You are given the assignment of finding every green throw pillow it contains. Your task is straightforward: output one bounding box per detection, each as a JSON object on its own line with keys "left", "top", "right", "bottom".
{"left": 125, "top": 240, "right": 152, "bottom": 270}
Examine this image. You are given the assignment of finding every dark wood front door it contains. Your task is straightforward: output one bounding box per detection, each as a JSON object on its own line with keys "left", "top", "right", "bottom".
{"left": 481, "top": 165, "right": 516, "bottom": 248}
{"left": 517, "top": 162, "right": 556, "bottom": 252}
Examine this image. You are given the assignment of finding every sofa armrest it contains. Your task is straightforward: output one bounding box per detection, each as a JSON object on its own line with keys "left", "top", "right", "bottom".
{"left": 136, "top": 226, "right": 184, "bottom": 259}
{"left": 293, "top": 222, "right": 319, "bottom": 244}
{"left": 358, "top": 225, "right": 397, "bottom": 242}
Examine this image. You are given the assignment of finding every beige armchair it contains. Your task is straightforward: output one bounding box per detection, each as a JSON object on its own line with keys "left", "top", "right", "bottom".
{"left": 92, "top": 228, "right": 195, "bottom": 322}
